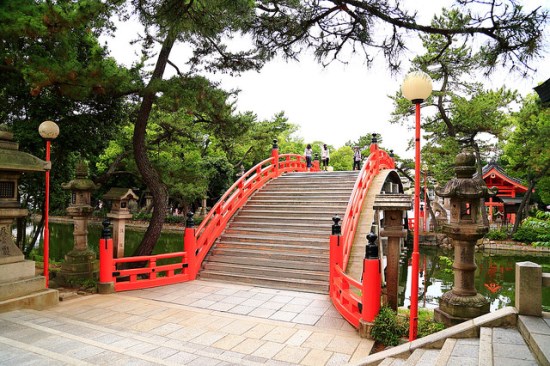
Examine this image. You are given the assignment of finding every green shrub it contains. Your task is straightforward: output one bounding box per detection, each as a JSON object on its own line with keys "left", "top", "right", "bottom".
{"left": 486, "top": 228, "right": 508, "bottom": 240}
{"left": 513, "top": 217, "right": 550, "bottom": 243}
{"left": 417, "top": 317, "right": 445, "bottom": 337}
{"left": 132, "top": 212, "right": 188, "bottom": 225}
{"left": 371, "top": 307, "right": 407, "bottom": 346}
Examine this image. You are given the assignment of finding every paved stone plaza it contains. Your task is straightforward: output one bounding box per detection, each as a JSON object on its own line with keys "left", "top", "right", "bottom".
{"left": 0, "top": 280, "right": 374, "bottom": 365}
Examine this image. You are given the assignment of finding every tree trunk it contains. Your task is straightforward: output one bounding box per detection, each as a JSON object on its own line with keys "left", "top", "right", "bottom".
{"left": 132, "top": 32, "right": 176, "bottom": 257}
{"left": 396, "top": 165, "right": 438, "bottom": 231}
{"left": 512, "top": 178, "right": 535, "bottom": 234}
{"left": 25, "top": 214, "right": 44, "bottom": 257}
{"left": 423, "top": 188, "right": 438, "bottom": 232}
{"left": 472, "top": 142, "right": 489, "bottom": 226}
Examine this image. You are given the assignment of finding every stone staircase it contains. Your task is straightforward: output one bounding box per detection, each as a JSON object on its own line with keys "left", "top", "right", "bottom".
{"left": 354, "top": 307, "right": 550, "bottom": 366}
{"left": 199, "top": 171, "right": 359, "bottom": 293}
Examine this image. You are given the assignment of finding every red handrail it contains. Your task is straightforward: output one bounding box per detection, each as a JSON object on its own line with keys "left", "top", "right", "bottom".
{"left": 329, "top": 144, "right": 395, "bottom": 328}
{"left": 193, "top": 153, "right": 315, "bottom": 268}
{"left": 340, "top": 145, "right": 395, "bottom": 269}
{"left": 100, "top": 151, "right": 319, "bottom": 292}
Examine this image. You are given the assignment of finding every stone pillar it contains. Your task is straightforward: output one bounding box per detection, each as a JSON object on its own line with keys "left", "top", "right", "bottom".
{"left": 515, "top": 261, "right": 542, "bottom": 316}
{"left": 103, "top": 188, "right": 138, "bottom": 258}
{"left": 373, "top": 194, "right": 412, "bottom": 311}
{"left": 434, "top": 150, "right": 497, "bottom": 326}
{"left": 59, "top": 161, "right": 100, "bottom": 285}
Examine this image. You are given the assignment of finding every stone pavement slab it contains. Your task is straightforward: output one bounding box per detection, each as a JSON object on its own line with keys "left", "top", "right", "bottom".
{"left": 0, "top": 280, "right": 372, "bottom": 365}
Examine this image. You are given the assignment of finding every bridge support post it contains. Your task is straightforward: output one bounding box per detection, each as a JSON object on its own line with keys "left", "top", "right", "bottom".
{"left": 329, "top": 215, "right": 342, "bottom": 296}
{"left": 373, "top": 195, "right": 412, "bottom": 311}
{"left": 184, "top": 212, "right": 197, "bottom": 280}
{"left": 98, "top": 219, "right": 115, "bottom": 294}
{"left": 359, "top": 232, "right": 381, "bottom": 338}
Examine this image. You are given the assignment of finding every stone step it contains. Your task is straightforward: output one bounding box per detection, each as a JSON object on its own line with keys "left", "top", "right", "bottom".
{"left": 448, "top": 338, "right": 479, "bottom": 365}
{"left": 378, "top": 357, "right": 405, "bottom": 365}
{"left": 210, "top": 247, "right": 329, "bottom": 262}
{"left": 198, "top": 271, "right": 328, "bottom": 293}
{"left": 240, "top": 204, "right": 348, "bottom": 213}
{"left": 250, "top": 197, "right": 349, "bottom": 208}
{"left": 204, "top": 254, "right": 327, "bottom": 272}
{"left": 215, "top": 240, "right": 328, "bottom": 253}
{"left": 225, "top": 224, "right": 331, "bottom": 237}
{"left": 219, "top": 233, "right": 327, "bottom": 246}
{"left": 0, "top": 289, "right": 59, "bottom": 313}
{"left": 434, "top": 338, "right": 456, "bottom": 365}
{"left": 200, "top": 170, "right": 357, "bottom": 293}
{"left": 231, "top": 214, "right": 336, "bottom": 223}
{"left": 518, "top": 315, "right": 550, "bottom": 366}
{"left": 251, "top": 193, "right": 352, "bottom": 201}
{"left": 201, "top": 262, "right": 328, "bottom": 282}
{"left": 0, "top": 276, "right": 46, "bottom": 302}
{"left": 404, "top": 348, "right": 440, "bottom": 365}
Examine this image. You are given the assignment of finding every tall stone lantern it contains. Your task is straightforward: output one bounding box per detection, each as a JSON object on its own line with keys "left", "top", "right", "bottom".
{"left": 434, "top": 149, "right": 497, "bottom": 326}
{"left": 0, "top": 125, "right": 58, "bottom": 311}
{"left": 103, "top": 188, "right": 138, "bottom": 258}
{"left": 59, "top": 160, "right": 100, "bottom": 285}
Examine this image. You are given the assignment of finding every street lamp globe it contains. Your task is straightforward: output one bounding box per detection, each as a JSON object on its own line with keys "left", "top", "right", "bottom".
{"left": 38, "top": 120, "right": 60, "bottom": 140}
{"left": 401, "top": 71, "right": 433, "bottom": 103}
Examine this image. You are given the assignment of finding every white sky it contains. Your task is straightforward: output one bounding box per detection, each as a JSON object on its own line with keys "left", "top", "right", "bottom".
{"left": 103, "top": 2, "right": 549, "bottom": 159}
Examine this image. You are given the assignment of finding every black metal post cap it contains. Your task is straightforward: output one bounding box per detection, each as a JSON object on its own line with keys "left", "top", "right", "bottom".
{"left": 365, "top": 232, "right": 379, "bottom": 259}
{"left": 332, "top": 215, "right": 341, "bottom": 235}
{"left": 371, "top": 133, "right": 378, "bottom": 144}
{"left": 186, "top": 212, "right": 195, "bottom": 228}
{"left": 272, "top": 139, "right": 278, "bottom": 149}
{"left": 102, "top": 219, "right": 111, "bottom": 239}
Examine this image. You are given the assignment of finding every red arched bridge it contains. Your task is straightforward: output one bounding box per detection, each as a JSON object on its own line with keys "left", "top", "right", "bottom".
{"left": 99, "top": 139, "right": 399, "bottom": 330}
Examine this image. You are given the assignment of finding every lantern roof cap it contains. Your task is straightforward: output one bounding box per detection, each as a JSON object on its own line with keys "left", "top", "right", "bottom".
{"left": 103, "top": 187, "right": 138, "bottom": 201}
{"left": 0, "top": 124, "right": 48, "bottom": 173}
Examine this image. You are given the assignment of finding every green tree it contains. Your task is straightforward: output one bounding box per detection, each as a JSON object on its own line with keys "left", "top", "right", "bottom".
{"left": 389, "top": 10, "right": 523, "bottom": 225}
{"left": 503, "top": 94, "right": 550, "bottom": 233}
{"left": 253, "top": 2, "right": 547, "bottom": 72}
{"left": 330, "top": 145, "right": 354, "bottom": 171}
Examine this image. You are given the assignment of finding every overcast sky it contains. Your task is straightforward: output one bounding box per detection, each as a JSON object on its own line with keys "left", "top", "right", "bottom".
{"left": 104, "top": 2, "right": 549, "bottom": 159}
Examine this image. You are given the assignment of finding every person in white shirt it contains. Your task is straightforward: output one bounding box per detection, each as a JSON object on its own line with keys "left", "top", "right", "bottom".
{"left": 353, "top": 146, "right": 362, "bottom": 170}
{"left": 321, "top": 144, "right": 330, "bottom": 171}
{"left": 304, "top": 144, "right": 313, "bottom": 171}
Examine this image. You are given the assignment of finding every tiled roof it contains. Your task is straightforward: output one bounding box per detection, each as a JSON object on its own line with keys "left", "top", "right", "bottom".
{"left": 479, "top": 162, "right": 525, "bottom": 186}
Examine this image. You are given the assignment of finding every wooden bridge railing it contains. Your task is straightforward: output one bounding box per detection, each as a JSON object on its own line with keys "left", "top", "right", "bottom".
{"left": 329, "top": 142, "right": 395, "bottom": 330}
{"left": 99, "top": 146, "right": 319, "bottom": 292}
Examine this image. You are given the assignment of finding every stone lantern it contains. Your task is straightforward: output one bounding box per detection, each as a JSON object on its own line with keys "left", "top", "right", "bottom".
{"left": 59, "top": 160, "right": 100, "bottom": 285}
{"left": 103, "top": 188, "right": 138, "bottom": 258}
{"left": 434, "top": 149, "right": 497, "bottom": 326}
{"left": 0, "top": 125, "right": 58, "bottom": 311}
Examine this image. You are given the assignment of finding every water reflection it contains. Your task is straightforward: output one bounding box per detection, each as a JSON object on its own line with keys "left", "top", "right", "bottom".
{"left": 399, "top": 246, "right": 550, "bottom": 312}
{"left": 36, "top": 222, "right": 182, "bottom": 259}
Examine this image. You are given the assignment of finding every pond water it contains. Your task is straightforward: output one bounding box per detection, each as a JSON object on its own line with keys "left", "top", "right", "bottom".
{"left": 35, "top": 222, "right": 549, "bottom": 311}
{"left": 37, "top": 222, "right": 183, "bottom": 260}
{"left": 399, "top": 246, "right": 550, "bottom": 312}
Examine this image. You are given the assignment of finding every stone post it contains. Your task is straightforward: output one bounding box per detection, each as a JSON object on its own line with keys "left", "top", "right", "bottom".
{"left": 59, "top": 161, "right": 100, "bottom": 285}
{"left": 103, "top": 188, "right": 138, "bottom": 258}
{"left": 515, "top": 261, "right": 542, "bottom": 316}
{"left": 373, "top": 194, "right": 412, "bottom": 311}
{"left": 434, "top": 150, "right": 497, "bottom": 326}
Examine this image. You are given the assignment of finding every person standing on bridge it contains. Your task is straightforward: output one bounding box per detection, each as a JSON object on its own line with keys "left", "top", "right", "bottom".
{"left": 321, "top": 144, "right": 330, "bottom": 171}
{"left": 304, "top": 144, "right": 313, "bottom": 171}
{"left": 353, "top": 146, "right": 362, "bottom": 170}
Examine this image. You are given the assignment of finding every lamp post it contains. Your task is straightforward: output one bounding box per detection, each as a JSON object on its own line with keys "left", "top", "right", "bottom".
{"left": 401, "top": 71, "right": 432, "bottom": 341}
{"left": 423, "top": 164, "right": 428, "bottom": 232}
{"left": 38, "top": 120, "right": 59, "bottom": 288}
